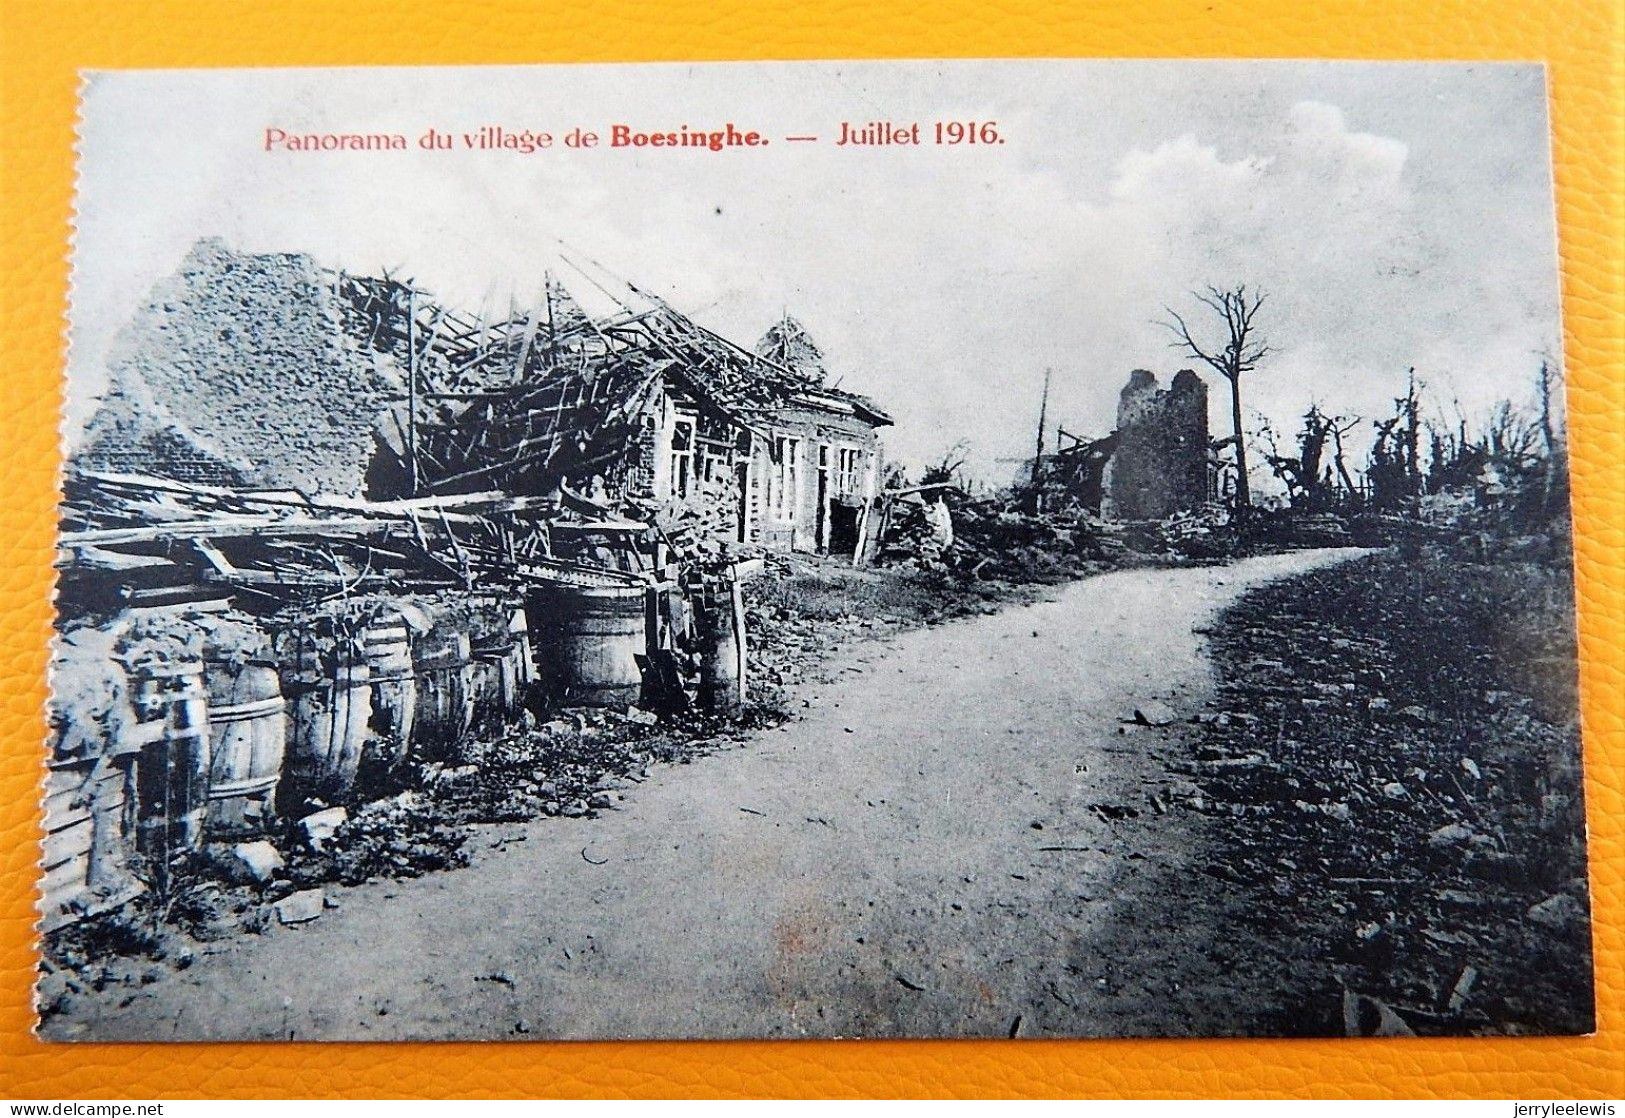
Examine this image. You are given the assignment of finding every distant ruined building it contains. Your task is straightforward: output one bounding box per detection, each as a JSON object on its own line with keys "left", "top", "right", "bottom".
{"left": 1102, "top": 369, "right": 1211, "bottom": 520}
{"left": 1041, "top": 368, "right": 1213, "bottom": 520}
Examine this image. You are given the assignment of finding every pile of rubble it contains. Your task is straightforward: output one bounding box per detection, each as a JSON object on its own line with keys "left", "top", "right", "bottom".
{"left": 1181, "top": 545, "right": 1590, "bottom": 1036}
{"left": 36, "top": 695, "right": 786, "bottom": 1025}
{"left": 875, "top": 486, "right": 1250, "bottom": 582}
{"left": 740, "top": 551, "right": 1040, "bottom": 713}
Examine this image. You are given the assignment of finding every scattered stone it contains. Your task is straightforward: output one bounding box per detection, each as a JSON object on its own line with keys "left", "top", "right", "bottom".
{"left": 1342, "top": 990, "right": 1415, "bottom": 1037}
{"left": 1460, "top": 757, "right": 1481, "bottom": 780}
{"left": 1380, "top": 782, "right": 1408, "bottom": 800}
{"left": 1446, "top": 965, "right": 1480, "bottom": 1014}
{"left": 1526, "top": 892, "right": 1587, "bottom": 936}
{"left": 1201, "top": 752, "right": 1269, "bottom": 768}
{"left": 1295, "top": 800, "right": 1352, "bottom": 822}
{"left": 1132, "top": 700, "right": 1178, "bottom": 727}
{"left": 274, "top": 890, "right": 325, "bottom": 925}
{"left": 588, "top": 791, "right": 615, "bottom": 810}
{"left": 299, "top": 807, "right": 349, "bottom": 851}
{"left": 231, "top": 840, "right": 285, "bottom": 884}
{"left": 1428, "top": 822, "right": 1476, "bottom": 848}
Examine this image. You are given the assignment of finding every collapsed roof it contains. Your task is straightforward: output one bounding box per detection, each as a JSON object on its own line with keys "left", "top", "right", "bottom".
{"left": 75, "top": 238, "right": 890, "bottom": 505}
{"left": 365, "top": 262, "right": 893, "bottom": 501}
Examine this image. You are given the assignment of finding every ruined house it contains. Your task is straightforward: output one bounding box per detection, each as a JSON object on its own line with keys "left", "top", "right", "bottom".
{"left": 746, "top": 316, "right": 891, "bottom": 555}
{"left": 75, "top": 240, "right": 891, "bottom": 559}
{"left": 49, "top": 241, "right": 898, "bottom": 931}
{"left": 369, "top": 285, "right": 892, "bottom": 558}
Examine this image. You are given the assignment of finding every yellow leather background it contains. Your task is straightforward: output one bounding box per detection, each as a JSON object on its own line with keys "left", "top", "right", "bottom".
{"left": 1, "top": 0, "right": 1621, "bottom": 1099}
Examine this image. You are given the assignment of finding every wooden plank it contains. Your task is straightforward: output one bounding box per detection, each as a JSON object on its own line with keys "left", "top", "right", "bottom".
{"left": 43, "top": 768, "right": 128, "bottom": 832}
{"left": 66, "top": 545, "right": 176, "bottom": 571}
{"left": 41, "top": 816, "right": 96, "bottom": 866}
{"left": 39, "top": 850, "right": 90, "bottom": 896}
{"left": 65, "top": 515, "right": 402, "bottom": 547}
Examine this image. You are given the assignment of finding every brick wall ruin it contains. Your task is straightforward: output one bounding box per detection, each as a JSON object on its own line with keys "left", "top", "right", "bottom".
{"left": 79, "top": 239, "right": 406, "bottom": 497}
{"left": 1104, "top": 368, "right": 1209, "bottom": 520}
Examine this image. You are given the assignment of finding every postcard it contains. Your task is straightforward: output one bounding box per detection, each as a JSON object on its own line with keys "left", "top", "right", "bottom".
{"left": 38, "top": 60, "right": 1591, "bottom": 1040}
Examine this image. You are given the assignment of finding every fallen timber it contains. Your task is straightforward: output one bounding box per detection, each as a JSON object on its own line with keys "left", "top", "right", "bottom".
{"left": 46, "top": 467, "right": 751, "bottom": 932}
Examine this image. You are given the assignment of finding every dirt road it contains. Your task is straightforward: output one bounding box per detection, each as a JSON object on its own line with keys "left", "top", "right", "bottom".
{"left": 55, "top": 548, "right": 1361, "bottom": 1041}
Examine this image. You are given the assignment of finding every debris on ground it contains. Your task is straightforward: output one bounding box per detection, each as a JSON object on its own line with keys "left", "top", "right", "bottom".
{"left": 1188, "top": 542, "right": 1591, "bottom": 1036}
{"left": 1132, "top": 701, "right": 1179, "bottom": 727}
{"left": 273, "top": 890, "right": 326, "bottom": 925}
{"left": 229, "top": 841, "right": 284, "bottom": 884}
{"left": 298, "top": 808, "right": 349, "bottom": 853}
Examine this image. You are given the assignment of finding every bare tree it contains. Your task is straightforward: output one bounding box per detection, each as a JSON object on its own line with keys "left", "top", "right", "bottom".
{"left": 1160, "top": 285, "right": 1271, "bottom": 510}
{"left": 1254, "top": 415, "right": 1302, "bottom": 499}
{"left": 1256, "top": 405, "right": 1359, "bottom": 510}
{"left": 1536, "top": 357, "right": 1562, "bottom": 517}
{"left": 921, "top": 440, "right": 970, "bottom": 488}
{"left": 1485, "top": 399, "right": 1542, "bottom": 467}
{"left": 1327, "top": 412, "right": 1362, "bottom": 497}
{"left": 1368, "top": 372, "right": 1427, "bottom": 507}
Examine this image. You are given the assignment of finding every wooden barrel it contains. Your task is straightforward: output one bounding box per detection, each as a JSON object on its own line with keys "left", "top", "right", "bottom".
{"left": 38, "top": 754, "right": 143, "bottom": 931}
{"left": 277, "top": 632, "right": 372, "bottom": 810}
{"left": 534, "top": 585, "right": 647, "bottom": 708}
{"left": 130, "top": 662, "right": 212, "bottom": 872}
{"left": 409, "top": 623, "right": 472, "bottom": 763}
{"left": 42, "top": 629, "right": 147, "bottom": 928}
{"left": 202, "top": 661, "right": 286, "bottom": 833}
{"left": 696, "top": 579, "right": 747, "bottom": 712}
{"left": 361, "top": 612, "right": 418, "bottom": 782}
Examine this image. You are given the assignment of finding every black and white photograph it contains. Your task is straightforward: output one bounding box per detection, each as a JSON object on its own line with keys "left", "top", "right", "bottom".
{"left": 38, "top": 59, "right": 1593, "bottom": 1041}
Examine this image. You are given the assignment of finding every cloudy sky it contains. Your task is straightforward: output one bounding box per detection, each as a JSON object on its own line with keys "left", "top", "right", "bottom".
{"left": 72, "top": 61, "right": 1562, "bottom": 481}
